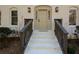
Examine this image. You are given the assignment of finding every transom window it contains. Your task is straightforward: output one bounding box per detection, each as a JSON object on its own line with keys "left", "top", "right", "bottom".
{"left": 69, "top": 7, "right": 77, "bottom": 25}
{"left": 11, "top": 10, "right": 18, "bottom": 25}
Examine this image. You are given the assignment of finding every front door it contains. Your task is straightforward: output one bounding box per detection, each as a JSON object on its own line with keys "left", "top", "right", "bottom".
{"left": 37, "top": 9, "right": 48, "bottom": 31}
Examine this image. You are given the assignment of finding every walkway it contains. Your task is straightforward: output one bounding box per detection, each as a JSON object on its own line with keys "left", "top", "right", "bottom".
{"left": 24, "top": 30, "right": 62, "bottom": 54}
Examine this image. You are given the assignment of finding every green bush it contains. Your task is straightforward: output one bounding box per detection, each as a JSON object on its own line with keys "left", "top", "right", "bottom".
{"left": 67, "top": 44, "right": 76, "bottom": 54}
{"left": 0, "top": 33, "right": 7, "bottom": 37}
{"left": 0, "top": 27, "right": 12, "bottom": 37}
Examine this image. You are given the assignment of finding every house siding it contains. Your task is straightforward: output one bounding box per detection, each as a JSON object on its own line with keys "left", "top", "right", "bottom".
{"left": 0, "top": 5, "right": 79, "bottom": 32}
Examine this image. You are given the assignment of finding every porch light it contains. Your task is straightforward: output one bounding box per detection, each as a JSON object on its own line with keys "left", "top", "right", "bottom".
{"left": 28, "top": 7, "right": 31, "bottom": 13}
{"left": 55, "top": 7, "right": 59, "bottom": 13}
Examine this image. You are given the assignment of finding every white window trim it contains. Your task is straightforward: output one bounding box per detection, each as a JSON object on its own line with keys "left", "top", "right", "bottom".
{"left": 69, "top": 7, "right": 78, "bottom": 25}
{"left": 10, "top": 7, "right": 18, "bottom": 26}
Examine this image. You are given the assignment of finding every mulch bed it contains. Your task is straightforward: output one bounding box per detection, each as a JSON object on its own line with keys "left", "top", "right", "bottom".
{"left": 0, "top": 37, "right": 23, "bottom": 54}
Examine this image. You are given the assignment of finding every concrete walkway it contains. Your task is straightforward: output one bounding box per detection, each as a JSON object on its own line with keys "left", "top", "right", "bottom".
{"left": 24, "top": 30, "right": 62, "bottom": 54}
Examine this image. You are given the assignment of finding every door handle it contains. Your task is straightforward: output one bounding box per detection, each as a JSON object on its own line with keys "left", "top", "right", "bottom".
{"left": 38, "top": 19, "right": 40, "bottom": 22}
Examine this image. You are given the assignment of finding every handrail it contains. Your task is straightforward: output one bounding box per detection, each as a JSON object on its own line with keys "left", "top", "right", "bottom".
{"left": 55, "top": 20, "right": 68, "bottom": 54}
{"left": 20, "top": 20, "right": 33, "bottom": 32}
{"left": 55, "top": 21, "right": 68, "bottom": 34}
{"left": 20, "top": 19, "right": 33, "bottom": 52}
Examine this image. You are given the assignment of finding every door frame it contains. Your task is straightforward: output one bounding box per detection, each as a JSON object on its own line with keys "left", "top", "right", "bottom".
{"left": 34, "top": 5, "right": 52, "bottom": 31}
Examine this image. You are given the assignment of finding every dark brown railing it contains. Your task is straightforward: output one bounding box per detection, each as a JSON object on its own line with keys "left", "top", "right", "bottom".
{"left": 54, "top": 20, "right": 68, "bottom": 54}
{"left": 20, "top": 19, "right": 33, "bottom": 51}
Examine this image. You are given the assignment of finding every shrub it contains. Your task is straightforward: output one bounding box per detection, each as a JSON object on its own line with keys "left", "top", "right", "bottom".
{"left": 0, "top": 33, "right": 7, "bottom": 37}
{"left": 76, "top": 26, "right": 79, "bottom": 33}
{"left": 0, "top": 27, "right": 12, "bottom": 37}
{"left": 67, "top": 44, "right": 76, "bottom": 54}
{"left": 11, "top": 30, "right": 16, "bottom": 33}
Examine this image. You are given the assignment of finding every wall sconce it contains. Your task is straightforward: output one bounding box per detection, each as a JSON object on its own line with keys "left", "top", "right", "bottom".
{"left": 28, "top": 7, "right": 31, "bottom": 13}
{"left": 48, "top": 11, "right": 50, "bottom": 20}
{"left": 55, "top": 7, "right": 59, "bottom": 13}
{"left": 36, "top": 11, "right": 37, "bottom": 20}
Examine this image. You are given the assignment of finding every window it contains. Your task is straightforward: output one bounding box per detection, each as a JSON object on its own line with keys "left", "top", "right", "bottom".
{"left": 11, "top": 10, "right": 18, "bottom": 25}
{"left": 0, "top": 12, "right": 1, "bottom": 25}
{"left": 69, "top": 8, "right": 77, "bottom": 25}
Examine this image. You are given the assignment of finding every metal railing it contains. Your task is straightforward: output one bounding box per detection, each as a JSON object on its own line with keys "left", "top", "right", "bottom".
{"left": 20, "top": 19, "right": 33, "bottom": 51}
{"left": 54, "top": 20, "right": 68, "bottom": 54}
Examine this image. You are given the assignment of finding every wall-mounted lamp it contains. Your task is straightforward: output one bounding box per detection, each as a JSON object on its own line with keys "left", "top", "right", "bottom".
{"left": 55, "top": 7, "right": 59, "bottom": 13}
{"left": 28, "top": 7, "right": 31, "bottom": 13}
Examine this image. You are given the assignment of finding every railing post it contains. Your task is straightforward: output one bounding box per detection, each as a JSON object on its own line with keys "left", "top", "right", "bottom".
{"left": 20, "top": 32, "right": 25, "bottom": 52}
{"left": 63, "top": 33, "right": 68, "bottom": 54}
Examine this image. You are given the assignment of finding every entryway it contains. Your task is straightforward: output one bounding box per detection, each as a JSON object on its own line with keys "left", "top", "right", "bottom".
{"left": 34, "top": 5, "right": 52, "bottom": 31}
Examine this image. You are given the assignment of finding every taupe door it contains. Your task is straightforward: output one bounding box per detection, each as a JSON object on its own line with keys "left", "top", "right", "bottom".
{"left": 37, "top": 9, "right": 48, "bottom": 31}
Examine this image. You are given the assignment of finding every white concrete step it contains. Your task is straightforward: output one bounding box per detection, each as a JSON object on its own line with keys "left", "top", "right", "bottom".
{"left": 24, "top": 30, "right": 62, "bottom": 54}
